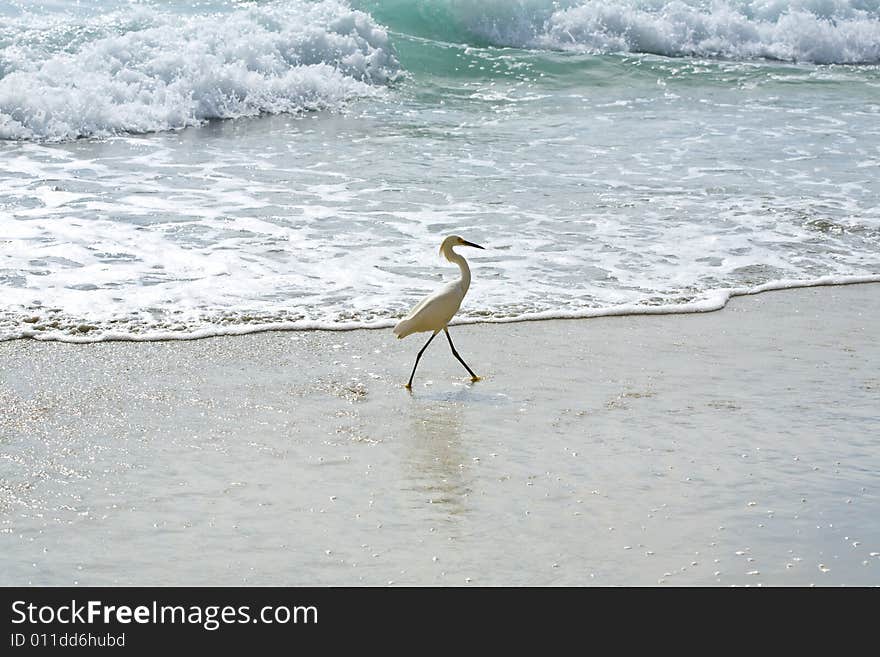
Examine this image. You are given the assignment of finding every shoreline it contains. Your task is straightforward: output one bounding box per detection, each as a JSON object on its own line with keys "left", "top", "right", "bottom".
{"left": 2, "top": 282, "right": 878, "bottom": 586}
{"left": 5, "top": 275, "right": 880, "bottom": 344}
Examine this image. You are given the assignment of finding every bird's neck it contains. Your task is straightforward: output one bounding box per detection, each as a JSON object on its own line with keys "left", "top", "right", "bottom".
{"left": 448, "top": 250, "right": 471, "bottom": 293}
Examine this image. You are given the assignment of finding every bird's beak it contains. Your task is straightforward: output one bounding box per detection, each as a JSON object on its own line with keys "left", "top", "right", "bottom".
{"left": 461, "top": 240, "right": 485, "bottom": 249}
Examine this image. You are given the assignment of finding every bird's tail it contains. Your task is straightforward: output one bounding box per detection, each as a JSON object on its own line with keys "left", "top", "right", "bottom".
{"left": 393, "top": 318, "right": 411, "bottom": 339}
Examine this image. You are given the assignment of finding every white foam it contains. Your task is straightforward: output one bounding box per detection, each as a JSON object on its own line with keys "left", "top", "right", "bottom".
{"left": 3, "top": 128, "right": 878, "bottom": 343}
{"left": 0, "top": 1, "right": 400, "bottom": 141}
{"left": 541, "top": 1, "right": 880, "bottom": 63}
{"left": 371, "top": 0, "right": 880, "bottom": 64}
{"left": 5, "top": 275, "right": 879, "bottom": 343}
{"left": 3, "top": 2, "right": 879, "bottom": 344}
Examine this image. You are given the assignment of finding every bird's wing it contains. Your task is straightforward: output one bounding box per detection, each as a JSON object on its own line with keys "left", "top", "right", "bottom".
{"left": 394, "top": 281, "right": 465, "bottom": 338}
{"left": 403, "top": 281, "right": 461, "bottom": 320}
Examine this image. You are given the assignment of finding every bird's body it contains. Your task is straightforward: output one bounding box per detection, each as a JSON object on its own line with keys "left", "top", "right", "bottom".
{"left": 393, "top": 279, "right": 466, "bottom": 339}
{"left": 394, "top": 235, "right": 484, "bottom": 388}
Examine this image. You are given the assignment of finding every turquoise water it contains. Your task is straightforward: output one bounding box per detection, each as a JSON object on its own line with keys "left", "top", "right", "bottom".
{"left": 1, "top": 0, "right": 879, "bottom": 341}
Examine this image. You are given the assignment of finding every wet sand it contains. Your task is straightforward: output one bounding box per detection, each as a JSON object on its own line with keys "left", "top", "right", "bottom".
{"left": 1, "top": 283, "right": 878, "bottom": 586}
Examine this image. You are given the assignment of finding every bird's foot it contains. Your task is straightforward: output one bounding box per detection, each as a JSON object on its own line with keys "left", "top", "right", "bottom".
{"left": 404, "top": 383, "right": 413, "bottom": 390}
{"left": 470, "top": 375, "right": 481, "bottom": 383}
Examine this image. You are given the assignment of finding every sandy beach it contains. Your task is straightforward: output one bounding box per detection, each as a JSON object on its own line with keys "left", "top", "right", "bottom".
{"left": 1, "top": 282, "right": 878, "bottom": 586}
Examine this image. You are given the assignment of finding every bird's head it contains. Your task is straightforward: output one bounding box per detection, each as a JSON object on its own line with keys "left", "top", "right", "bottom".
{"left": 440, "top": 235, "right": 485, "bottom": 260}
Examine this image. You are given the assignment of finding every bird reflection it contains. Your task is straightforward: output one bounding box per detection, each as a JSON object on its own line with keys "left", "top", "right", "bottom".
{"left": 403, "top": 401, "right": 472, "bottom": 520}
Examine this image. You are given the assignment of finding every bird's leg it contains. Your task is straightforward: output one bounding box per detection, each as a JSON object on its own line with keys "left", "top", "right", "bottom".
{"left": 406, "top": 331, "right": 439, "bottom": 389}
{"left": 444, "top": 328, "right": 480, "bottom": 382}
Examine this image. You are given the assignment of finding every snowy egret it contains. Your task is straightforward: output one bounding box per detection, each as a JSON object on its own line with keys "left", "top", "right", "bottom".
{"left": 394, "top": 235, "right": 485, "bottom": 389}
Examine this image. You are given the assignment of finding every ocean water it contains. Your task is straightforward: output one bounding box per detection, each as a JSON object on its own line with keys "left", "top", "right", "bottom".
{"left": 1, "top": 0, "right": 879, "bottom": 342}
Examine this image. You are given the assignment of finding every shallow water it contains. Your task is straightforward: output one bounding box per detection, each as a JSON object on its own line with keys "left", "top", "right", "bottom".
{"left": 2, "top": 0, "right": 880, "bottom": 341}
{"left": 1, "top": 286, "right": 878, "bottom": 586}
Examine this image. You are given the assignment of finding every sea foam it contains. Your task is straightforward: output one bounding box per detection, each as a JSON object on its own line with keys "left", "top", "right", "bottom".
{"left": 6, "top": 275, "right": 880, "bottom": 343}
{"left": 541, "top": 0, "right": 880, "bottom": 63}
{"left": 360, "top": 0, "right": 880, "bottom": 64}
{"left": 0, "top": 0, "right": 400, "bottom": 141}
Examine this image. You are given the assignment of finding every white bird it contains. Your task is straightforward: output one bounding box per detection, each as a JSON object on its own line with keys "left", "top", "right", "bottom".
{"left": 394, "top": 235, "right": 485, "bottom": 389}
